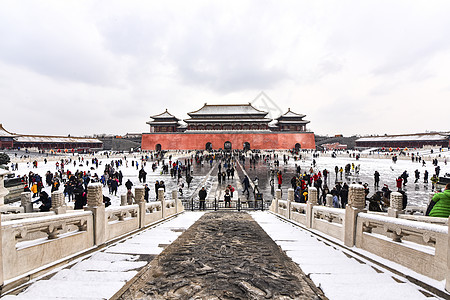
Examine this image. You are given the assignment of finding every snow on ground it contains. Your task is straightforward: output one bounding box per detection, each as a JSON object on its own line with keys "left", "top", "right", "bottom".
{"left": 6, "top": 151, "right": 205, "bottom": 208}
{"left": 251, "top": 211, "right": 445, "bottom": 300}
{"left": 271, "top": 150, "right": 450, "bottom": 207}
{"left": 2, "top": 211, "right": 205, "bottom": 300}
{"left": 4, "top": 149, "right": 450, "bottom": 208}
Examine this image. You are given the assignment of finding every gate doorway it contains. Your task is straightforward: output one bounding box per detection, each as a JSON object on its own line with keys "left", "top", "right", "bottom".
{"left": 243, "top": 142, "right": 250, "bottom": 151}
{"left": 295, "top": 143, "right": 301, "bottom": 151}
{"left": 155, "top": 144, "right": 162, "bottom": 151}
{"left": 205, "top": 142, "right": 212, "bottom": 151}
{"left": 224, "top": 141, "right": 232, "bottom": 151}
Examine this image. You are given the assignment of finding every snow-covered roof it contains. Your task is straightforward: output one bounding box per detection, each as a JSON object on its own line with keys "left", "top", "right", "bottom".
{"left": 188, "top": 103, "right": 268, "bottom": 117}
{"left": 14, "top": 135, "right": 103, "bottom": 144}
{"left": 0, "top": 124, "right": 17, "bottom": 137}
{"left": 278, "top": 108, "right": 306, "bottom": 118}
{"left": 184, "top": 118, "right": 271, "bottom": 123}
{"left": 356, "top": 133, "right": 450, "bottom": 142}
{"left": 150, "top": 109, "right": 179, "bottom": 120}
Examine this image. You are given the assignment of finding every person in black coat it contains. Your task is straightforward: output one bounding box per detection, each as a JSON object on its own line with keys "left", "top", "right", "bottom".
{"left": 74, "top": 184, "right": 87, "bottom": 209}
{"left": 33, "top": 191, "right": 52, "bottom": 212}
{"left": 125, "top": 179, "right": 133, "bottom": 190}
{"left": 198, "top": 187, "right": 207, "bottom": 210}
{"left": 144, "top": 184, "right": 150, "bottom": 202}
{"left": 242, "top": 176, "right": 250, "bottom": 195}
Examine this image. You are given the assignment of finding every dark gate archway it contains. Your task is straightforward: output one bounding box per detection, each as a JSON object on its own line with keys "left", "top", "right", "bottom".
{"left": 243, "top": 142, "right": 250, "bottom": 151}
{"left": 224, "top": 141, "right": 232, "bottom": 151}
{"left": 295, "top": 143, "right": 301, "bottom": 151}
{"left": 156, "top": 144, "right": 162, "bottom": 151}
{"left": 205, "top": 142, "right": 212, "bottom": 151}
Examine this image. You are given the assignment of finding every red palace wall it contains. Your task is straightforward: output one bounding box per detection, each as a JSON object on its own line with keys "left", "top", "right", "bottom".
{"left": 141, "top": 132, "right": 316, "bottom": 150}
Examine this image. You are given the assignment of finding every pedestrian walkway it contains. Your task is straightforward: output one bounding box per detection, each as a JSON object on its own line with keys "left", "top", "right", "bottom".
{"left": 2, "top": 212, "right": 205, "bottom": 300}
{"left": 251, "top": 211, "right": 443, "bottom": 300}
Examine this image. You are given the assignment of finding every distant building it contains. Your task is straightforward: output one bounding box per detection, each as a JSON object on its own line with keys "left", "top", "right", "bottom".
{"left": 0, "top": 124, "right": 103, "bottom": 151}
{"left": 142, "top": 103, "right": 315, "bottom": 151}
{"left": 322, "top": 142, "right": 347, "bottom": 150}
{"left": 355, "top": 133, "right": 450, "bottom": 149}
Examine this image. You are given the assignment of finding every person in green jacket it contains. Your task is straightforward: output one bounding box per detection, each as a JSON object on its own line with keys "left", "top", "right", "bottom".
{"left": 428, "top": 183, "right": 450, "bottom": 218}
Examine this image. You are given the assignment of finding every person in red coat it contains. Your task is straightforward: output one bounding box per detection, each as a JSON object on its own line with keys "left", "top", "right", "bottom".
{"left": 277, "top": 171, "right": 283, "bottom": 189}
{"left": 396, "top": 177, "right": 403, "bottom": 191}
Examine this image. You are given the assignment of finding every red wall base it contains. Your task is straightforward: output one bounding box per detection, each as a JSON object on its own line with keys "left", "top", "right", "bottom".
{"left": 141, "top": 132, "right": 316, "bottom": 150}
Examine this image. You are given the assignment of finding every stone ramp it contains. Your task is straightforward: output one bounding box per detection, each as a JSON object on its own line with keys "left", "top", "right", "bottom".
{"left": 115, "top": 211, "right": 324, "bottom": 299}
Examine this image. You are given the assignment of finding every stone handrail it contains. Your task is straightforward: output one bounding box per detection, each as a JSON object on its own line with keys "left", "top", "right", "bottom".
{"left": 106, "top": 205, "right": 139, "bottom": 223}
{"left": 0, "top": 183, "right": 185, "bottom": 291}
{"left": 357, "top": 212, "right": 447, "bottom": 246}
{"left": 1, "top": 211, "right": 94, "bottom": 281}
{"left": 398, "top": 214, "right": 448, "bottom": 225}
{"left": 313, "top": 206, "right": 345, "bottom": 225}
{"left": 165, "top": 199, "right": 175, "bottom": 209}
{"left": 1, "top": 211, "right": 56, "bottom": 221}
{"left": 269, "top": 184, "right": 450, "bottom": 291}
{"left": 145, "top": 202, "right": 162, "bottom": 213}
{"left": 356, "top": 212, "right": 448, "bottom": 281}
{"left": 291, "top": 203, "right": 306, "bottom": 214}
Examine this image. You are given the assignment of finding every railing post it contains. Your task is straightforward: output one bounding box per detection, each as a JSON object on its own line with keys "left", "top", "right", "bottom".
{"left": 275, "top": 189, "right": 281, "bottom": 214}
{"left": 326, "top": 194, "right": 333, "bottom": 207}
{"left": 135, "top": 186, "right": 145, "bottom": 228}
{"left": 214, "top": 197, "right": 217, "bottom": 211}
{"left": 120, "top": 194, "right": 127, "bottom": 206}
{"left": 306, "top": 187, "right": 317, "bottom": 228}
{"left": 51, "top": 190, "right": 66, "bottom": 214}
{"left": 344, "top": 184, "right": 366, "bottom": 247}
{"left": 388, "top": 192, "right": 404, "bottom": 218}
{"left": 84, "top": 183, "right": 106, "bottom": 245}
{"left": 287, "top": 188, "right": 294, "bottom": 219}
{"left": 191, "top": 197, "right": 194, "bottom": 211}
{"left": 172, "top": 190, "right": 178, "bottom": 214}
{"left": 20, "top": 191, "right": 33, "bottom": 213}
{"left": 238, "top": 198, "right": 241, "bottom": 212}
{"left": 158, "top": 188, "right": 166, "bottom": 218}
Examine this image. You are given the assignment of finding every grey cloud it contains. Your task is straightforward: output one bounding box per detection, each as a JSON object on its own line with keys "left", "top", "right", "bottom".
{"left": 0, "top": 3, "right": 118, "bottom": 85}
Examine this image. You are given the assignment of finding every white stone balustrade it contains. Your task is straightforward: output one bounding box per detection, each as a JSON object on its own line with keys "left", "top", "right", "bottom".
{"left": 269, "top": 187, "right": 450, "bottom": 292}
{"left": 0, "top": 186, "right": 184, "bottom": 291}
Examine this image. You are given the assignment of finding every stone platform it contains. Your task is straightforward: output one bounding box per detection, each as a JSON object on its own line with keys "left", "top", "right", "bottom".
{"left": 115, "top": 211, "right": 324, "bottom": 299}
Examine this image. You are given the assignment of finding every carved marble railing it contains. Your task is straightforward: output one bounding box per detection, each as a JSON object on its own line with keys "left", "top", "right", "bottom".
{"left": 269, "top": 185, "right": 450, "bottom": 291}
{"left": 291, "top": 203, "right": 307, "bottom": 224}
{"left": 277, "top": 200, "right": 289, "bottom": 218}
{"left": 0, "top": 184, "right": 185, "bottom": 291}
{"left": 143, "top": 202, "right": 163, "bottom": 226}
{"left": 1, "top": 211, "right": 94, "bottom": 281}
{"left": 312, "top": 206, "right": 345, "bottom": 241}
{"left": 356, "top": 212, "right": 448, "bottom": 281}
{"left": 105, "top": 205, "right": 140, "bottom": 241}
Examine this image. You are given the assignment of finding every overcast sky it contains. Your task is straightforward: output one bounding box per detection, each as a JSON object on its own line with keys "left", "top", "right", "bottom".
{"left": 1, "top": 0, "right": 450, "bottom": 137}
